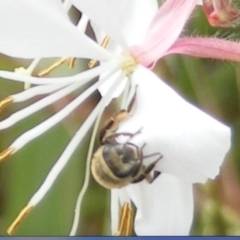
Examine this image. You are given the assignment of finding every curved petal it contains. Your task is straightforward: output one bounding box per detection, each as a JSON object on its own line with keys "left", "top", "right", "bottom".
{"left": 130, "top": 0, "right": 199, "bottom": 66}
{"left": 71, "top": 0, "right": 158, "bottom": 47}
{"left": 167, "top": 37, "right": 240, "bottom": 63}
{"left": 117, "top": 66, "right": 231, "bottom": 183}
{"left": 0, "top": 0, "right": 112, "bottom": 60}
{"left": 86, "top": 0, "right": 157, "bottom": 97}
{"left": 125, "top": 173, "right": 193, "bottom": 235}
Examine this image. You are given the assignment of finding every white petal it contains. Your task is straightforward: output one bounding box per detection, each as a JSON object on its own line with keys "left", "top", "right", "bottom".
{"left": 125, "top": 173, "right": 193, "bottom": 235}
{"left": 116, "top": 0, "right": 158, "bottom": 46}
{"left": 87, "top": 1, "right": 157, "bottom": 97}
{"left": 0, "top": 0, "right": 112, "bottom": 60}
{"left": 90, "top": 22, "right": 123, "bottom": 54}
{"left": 72, "top": 0, "right": 158, "bottom": 47}
{"left": 118, "top": 66, "right": 231, "bottom": 183}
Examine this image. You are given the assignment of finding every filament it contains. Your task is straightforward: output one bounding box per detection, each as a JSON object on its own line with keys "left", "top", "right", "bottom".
{"left": 10, "top": 68, "right": 120, "bottom": 153}
{"left": 0, "top": 59, "right": 120, "bottom": 85}
{"left": 0, "top": 82, "right": 86, "bottom": 130}
{"left": 38, "top": 57, "right": 68, "bottom": 77}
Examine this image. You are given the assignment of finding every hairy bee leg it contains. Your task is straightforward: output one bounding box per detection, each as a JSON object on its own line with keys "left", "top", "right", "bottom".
{"left": 103, "top": 132, "right": 133, "bottom": 144}
{"left": 124, "top": 127, "right": 142, "bottom": 142}
{"left": 99, "top": 86, "right": 138, "bottom": 144}
{"left": 99, "top": 110, "right": 129, "bottom": 144}
{"left": 144, "top": 156, "right": 162, "bottom": 183}
{"left": 131, "top": 154, "right": 162, "bottom": 184}
{"left": 143, "top": 152, "right": 163, "bottom": 160}
{"left": 104, "top": 127, "right": 142, "bottom": 145}
{"left": 149, "top": 171, "right": 162, "bottom": 183}
{"left": 131, "top": 172, "right": 146, "bottom": 183}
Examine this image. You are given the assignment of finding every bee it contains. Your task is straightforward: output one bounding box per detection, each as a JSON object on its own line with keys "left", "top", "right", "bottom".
{"left": 91, "top": 94, "right": 162, "bottom": 189}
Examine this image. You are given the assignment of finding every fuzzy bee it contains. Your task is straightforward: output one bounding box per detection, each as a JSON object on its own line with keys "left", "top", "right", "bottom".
{"left": 91, "top": 97, "right": 162, "bottom": 189}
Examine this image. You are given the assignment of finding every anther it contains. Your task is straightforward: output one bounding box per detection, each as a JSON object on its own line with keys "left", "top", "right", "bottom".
{"left": 88, "top": 36, "right": 110, "bottom": 68}
{"left": 0, "top": 97, "right": 13, "bottom": 112}
{"left": 38, "top": 57, "right": 68, "bottom": 77}
{"left": 115, "top": 202, "right": 133, "bottom": 236}
{"left": 0, "top": 147, "right": 15, "bottom": 162}
{"left": 101, "top": 36, "right": 110, "bottom": 49}
{"left": 7, "top": 205, "right": 34, "bottom": 235}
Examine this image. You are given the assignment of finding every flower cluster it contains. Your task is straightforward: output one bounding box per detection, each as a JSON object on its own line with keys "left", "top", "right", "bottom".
{"left": 0, "top": 0, "right": 239, "bottom": 236}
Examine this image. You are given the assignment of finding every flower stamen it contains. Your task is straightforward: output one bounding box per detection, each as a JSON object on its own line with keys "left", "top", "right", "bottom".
{"left": 7, "top": 204, "right": 34, "bottom": 235}
{"left": 0, "top": 96, "right": 13, "bottom": 112}
{"left": 115, "top": 202, "right": 133, "bottom": 236}
{"left": 88, "top": 36, "right": 110, "bottom": 68}
{"left": 0, "top": 147, "right": 15, "bottom": 162}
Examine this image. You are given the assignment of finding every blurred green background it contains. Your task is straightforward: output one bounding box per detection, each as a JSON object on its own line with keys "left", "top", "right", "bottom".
{"left": 1, "top": 4, "right": 240, "bottom": 236}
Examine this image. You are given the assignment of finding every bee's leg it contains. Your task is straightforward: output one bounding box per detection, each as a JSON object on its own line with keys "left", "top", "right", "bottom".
{"left": 131, "top": 153, "right": 162, "bottom": 184}
{"left": 131, "top": 169, "right": 161, "bottom": 184}
{"left": 148, "top": 171, "right": 162, "bottom": 183}
{"left": 131, "top": 173, "right": 146, "bottom": 183}
{"left": 144, "top": 153, "right": 162, "bottom": 183}
{"left": 102, "top": 131, "right": 133, "bottom": 144}
{"left": 103, "top": 127, "right": 142, "bottom": 145}
{"left": 99, "top": 110, "right": 130, "bottom": 144}
{"left": 99, "top": 86, "right": 138, "bottom": 144}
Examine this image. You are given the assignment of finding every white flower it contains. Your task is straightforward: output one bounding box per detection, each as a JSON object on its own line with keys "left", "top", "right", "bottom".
{"left": 111, "top": 65, "right": 230, "bottom": 235}
{"left": 0, "top": 0, "right": 231, "bottom": 236}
